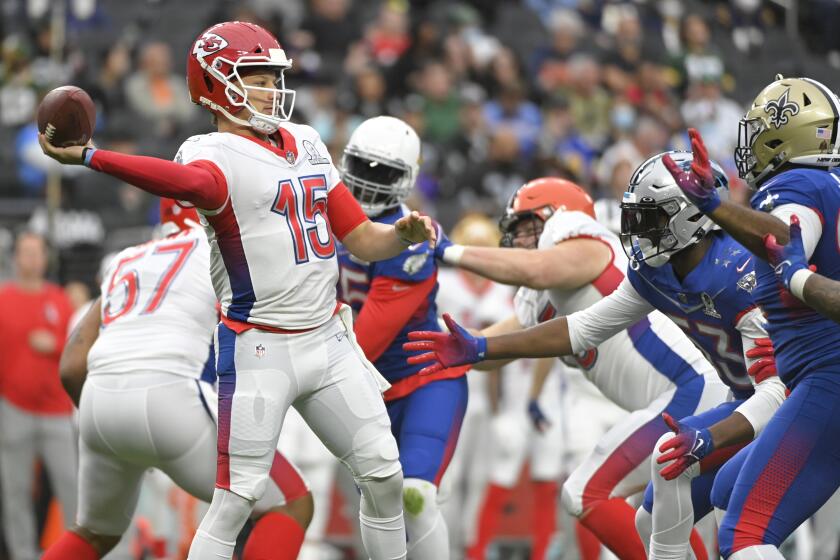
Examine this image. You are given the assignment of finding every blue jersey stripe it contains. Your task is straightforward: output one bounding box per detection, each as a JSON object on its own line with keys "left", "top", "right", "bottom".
{"left": 628, "top": 317, "right": 700, "bottom": 387}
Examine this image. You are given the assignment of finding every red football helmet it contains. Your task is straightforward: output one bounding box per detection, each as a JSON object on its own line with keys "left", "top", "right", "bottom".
{"left": 187, "top": 21, "right": 295, "bottom": 134}
{"left": 160, "top": 198, "right": 200, "bottom": 236}
{"left": 499, "top": 177, "right": 594, "bottom": 247}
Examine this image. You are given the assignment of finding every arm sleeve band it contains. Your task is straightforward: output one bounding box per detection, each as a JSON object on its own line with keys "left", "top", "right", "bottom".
{"left": 770, "top": 203, "right": 823, "bottom": 259}
{"left": 327, "top": 182, "right": 369, "bottom": 241}
{"left": 734, "top": 375, "right": 786, "bottom": 436}
{"left": 88, "top": 150, "right": 228, "bottom": 210}
{"left": 354, "top": 274, "right": 437, "bottom": 362}
{"left": 567, "top": 277, "right": 655, "bottom": 353}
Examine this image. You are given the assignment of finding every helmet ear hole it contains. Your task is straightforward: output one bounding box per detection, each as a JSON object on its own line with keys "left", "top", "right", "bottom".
{"left": 803, "top": 92, "right": 811, "bottom": 106}
{"left": 203, "top": 74, "right": 214, "bottom": 93}
{"left": 765, "top": 139, "right": 782, "bottom": 149}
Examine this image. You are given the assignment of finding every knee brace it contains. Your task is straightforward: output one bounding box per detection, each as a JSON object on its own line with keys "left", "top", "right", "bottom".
{"left": 358, "top": 470, "right": 405, "bottom": 519}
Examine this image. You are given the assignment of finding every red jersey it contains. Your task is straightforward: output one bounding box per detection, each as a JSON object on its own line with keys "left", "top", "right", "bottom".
{"left": 0, "top": 282, "right": 74, "bottom": 414}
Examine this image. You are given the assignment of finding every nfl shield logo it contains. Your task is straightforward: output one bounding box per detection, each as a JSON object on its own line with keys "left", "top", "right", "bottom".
{"left": 255, "top": 344, "right": 266, "bottom": 358}
{"left": 285, "top": 150, "right": 296, "bottom": 164}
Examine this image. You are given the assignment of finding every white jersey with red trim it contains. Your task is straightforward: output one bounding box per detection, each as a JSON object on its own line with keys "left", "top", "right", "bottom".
{"left": 521, "top": 211, "right": 717, "bottom": 411}
{"left": 175, "top": 124, "right": 343, "bottom": 330}
{"left": 436, "top": 269, "right": 514, "bottom": 330}
{"left": 87, "top": 227, "right": 217, "bottom": 378}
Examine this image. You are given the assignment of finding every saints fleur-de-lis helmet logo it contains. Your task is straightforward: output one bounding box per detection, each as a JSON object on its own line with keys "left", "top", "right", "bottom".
{"left": 764, "top": 88, "right": 800, "bottom": 129}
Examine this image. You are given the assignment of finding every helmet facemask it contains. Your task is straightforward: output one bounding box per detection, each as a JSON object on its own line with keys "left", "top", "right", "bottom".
{"left": 620, "top": 198, "right": 683, "bottom": 268}
{"left": 341, "top": 147, "right": 413, "bottom": 217}
{"left": 199, "top": 49, "right": 296, "bottom": 135}
{"left": 499, "top": 211, "right": 548, "bottom": 249}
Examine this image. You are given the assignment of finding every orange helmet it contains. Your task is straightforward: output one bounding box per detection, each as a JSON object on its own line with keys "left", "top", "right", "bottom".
{"left": 499, "top": 177, "right": 594, "bottom": 246}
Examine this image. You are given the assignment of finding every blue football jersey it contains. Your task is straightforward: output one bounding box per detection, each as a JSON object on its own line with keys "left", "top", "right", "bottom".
{"left": 749, "top": 167, "right": 840, "bottom": 387}
{"left": 628, "top": 231, "right": 758, "bottom": 399}
{"left": 336, "top": 206, "right": 440, "bottom": 382}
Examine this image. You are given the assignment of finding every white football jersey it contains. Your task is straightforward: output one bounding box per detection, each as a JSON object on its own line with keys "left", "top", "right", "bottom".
{"left": 516, "top": 211, "right": 717, "bottom": 411}
{"left": 176, "top": 124, "right": 344, "bottom": 330}
{"left": 88, "top": 227, "right": 217, "bottom": 378}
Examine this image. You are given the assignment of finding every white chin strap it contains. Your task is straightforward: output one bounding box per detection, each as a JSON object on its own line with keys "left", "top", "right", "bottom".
{"left": 203, "top": 99, "right": 281, "bottom": 135}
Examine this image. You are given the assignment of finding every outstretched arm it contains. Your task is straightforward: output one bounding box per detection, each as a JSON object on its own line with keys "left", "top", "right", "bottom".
{"left": 440, "top": 238, "right": 611, "bottom": 291}
{"left": 341, "top": 210, "right": 436, "bottom": 262}
{"left": 39, "top": 136, "right": 228, "bottom": 210}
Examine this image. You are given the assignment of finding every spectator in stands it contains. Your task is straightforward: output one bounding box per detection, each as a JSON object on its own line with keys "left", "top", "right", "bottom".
{"left": 293, "top": 0, "right": 361, "bottom": 80}
{"left": 417, "top": 61, "right": 462, "bottom": 145}
{"left": 0, "top": 231, "right": 76, "bottom": 560}
{"left": 595, "top": 115, "right": 668, "bottom": 196}
{"left": 365, "top": 0, "right": 411, "bottom": 67}
{"left": 124, "top": 41, "right": 195, "bottom": 138}
{"left": 679, "top": 71, "right": 743, "bottom": 167}
{"left": 483, "top": 84, "right": 542, "bottom": 159}
{"left": 538, "top": 95, "right": 596, "bottom": 183}
{"left": 530, "top": 8, "right": 588, "bottom": 95}
{"left": 453, "top": 126, "right": 533, "bottom": 219}
{"left": 566, "top": 54, "right": 612, "bottom": 150}
{"left": 346, "top": 64, "right": 389, "bottom": 121}
{"left": 669, "top": 14, "right": 727, "bottom": 94}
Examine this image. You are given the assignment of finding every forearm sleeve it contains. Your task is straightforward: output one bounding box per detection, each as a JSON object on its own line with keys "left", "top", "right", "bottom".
{"left": 88, "top": 150, "right": 228, "bottom": 209}
{"left": 567, "top": 277, "right": 654, "bottom": 353}
{"left": 734, "top": 376, "right": 786, "bottom": 436}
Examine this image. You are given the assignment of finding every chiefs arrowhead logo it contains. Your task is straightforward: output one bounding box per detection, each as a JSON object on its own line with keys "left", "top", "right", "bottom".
{"left": 764, "top": 88, "right": 799, "bottom": 129}
{"left": 193, "top": 32, "right": 228, "bottom": 59}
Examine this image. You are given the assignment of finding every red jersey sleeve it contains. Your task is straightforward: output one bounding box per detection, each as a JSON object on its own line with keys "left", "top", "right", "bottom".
{"left": 327, "top": 182, "right": 368, "bottom": 240}
{"left": 354, "top": 274, "right": 437, "bottom": 362}
{"left": 88, "top": 150, "right": 228, "bottom": 210}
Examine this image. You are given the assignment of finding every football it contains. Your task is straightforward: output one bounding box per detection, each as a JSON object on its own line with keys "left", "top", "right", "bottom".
{"left": 36, "top": 85, "right": 96, "bottom": 147}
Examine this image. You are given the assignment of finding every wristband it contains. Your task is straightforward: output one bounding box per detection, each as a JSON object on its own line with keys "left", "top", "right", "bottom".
{"left": 442, "top": 244, "right": 465, "bottom": 265}
{"left": 82, "top": 147, "right": 97, "bottom": 167}
{"left": 790, "top": 268, "right": 814, "bottom": 300}
{"left": 397, "top": 234, "right": 413, "bottom": 247}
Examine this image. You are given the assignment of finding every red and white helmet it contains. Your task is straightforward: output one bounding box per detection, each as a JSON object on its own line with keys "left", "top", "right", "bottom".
{"left": 187, "top": 21, "right": 296, "bottom": 134}
{"left": 160, "top": 198, "right": 200, "bottom": 236}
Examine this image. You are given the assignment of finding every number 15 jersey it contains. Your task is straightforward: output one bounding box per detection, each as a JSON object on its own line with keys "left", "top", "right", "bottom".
{"left": 175, "top": 125, "right": 356, "bottom": 330}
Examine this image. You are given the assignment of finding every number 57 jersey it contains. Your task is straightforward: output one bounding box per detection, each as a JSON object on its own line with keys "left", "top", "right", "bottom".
{"left": 175, "top": 127, "right": 348, "bottom": 331}
{"left": 87, "top": 226, "right": 218, "bottom": 379}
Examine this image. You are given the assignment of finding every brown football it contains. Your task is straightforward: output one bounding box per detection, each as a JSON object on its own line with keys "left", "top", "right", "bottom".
{"left": 36, "top": 85, "right": 96, "bottom": 147}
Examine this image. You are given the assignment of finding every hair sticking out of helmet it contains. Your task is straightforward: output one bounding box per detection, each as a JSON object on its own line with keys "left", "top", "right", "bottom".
{"left": 187, "top": 21, "right": 296, "bottom": 135}
{"left": 341, "top": 116, "right": 421, "bottom": 217}
{"left": 734, "top": 75, "right": 840, "bottom": 187}
{"left": 160, "top": 198, "right": 200, "bottom": 236}
{"left": 499, "top": 177, "right": 594, "bottom": 247}
{"left": 450, "top": 213, "right": 501, "bottom": 247}
{"left": 620, "top": 151, "right": 729, "bottom": 267}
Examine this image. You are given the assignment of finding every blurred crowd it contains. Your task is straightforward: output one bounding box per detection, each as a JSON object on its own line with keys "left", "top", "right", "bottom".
{"left": 1, "top": 0, "right": 840, "bottom": 289}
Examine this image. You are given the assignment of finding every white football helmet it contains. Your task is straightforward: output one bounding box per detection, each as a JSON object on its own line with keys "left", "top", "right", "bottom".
{"left": 621, "top": 151, "right": 729, "bottom": 267}
{"left": 341, "top": 116, "right": 421, "bottom": 217}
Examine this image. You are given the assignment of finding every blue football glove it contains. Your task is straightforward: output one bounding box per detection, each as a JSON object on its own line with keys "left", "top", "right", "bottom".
{"left": 656, "top": 413, "right": 714, "bottom": 480}
{"left": 404, "top": 313, "right": 487, "bottom": 376}
{"left": 662, "top": 128, "right": 721, "bottom": 214}
{"left": 764, "top": 214, "right": 809, "bottom": 291}
{"left": 433, "top": 222, "right": 454, "bottom": 262}
{"left": 527, "top": 399, "right": 551, "bottom": 433}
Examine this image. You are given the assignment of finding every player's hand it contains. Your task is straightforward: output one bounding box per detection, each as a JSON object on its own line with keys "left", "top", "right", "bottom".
{"left": 38, "top": 133, "right": 93, "bottom": 166}
{"left": 656, "top": 412, "right": 714, "bottom": 480}
{"left": 395, "top": 211, "right": 437, "bottom": 248}
{"left": 764, "top": 214, "right": 810, "bottom": 292}
{"left": 745, "top": 338, "right": 777, "bottom": 382}
{"left": 403, "top": 313, "right": 487, "bottom": 375}
{"left": 29, "top": 329, "right": 57, "bottom": 355}
{"left": 662, "top": 128, "right": 720, "bottom": 214}
{"left": 527, "top": 399, "right": 551, "bottom": 433}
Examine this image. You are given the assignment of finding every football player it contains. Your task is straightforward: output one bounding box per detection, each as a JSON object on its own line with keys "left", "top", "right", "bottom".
{"left": 663, "top": 76, "right": 840, "bottom": 559}
{"left": 417, "top": 177, "right": 731, "bottom": 560}
{"left": 43, "top": 200, "right": 312, "bottom": 560}
{"left": 336, "top": 116, "right": 467, "bottom": 559}
{"left": 39, "top": 21, "right": 436, "bottom": 560}
{"left": 617, "top": 152, "right": 784, "bottom": 560}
